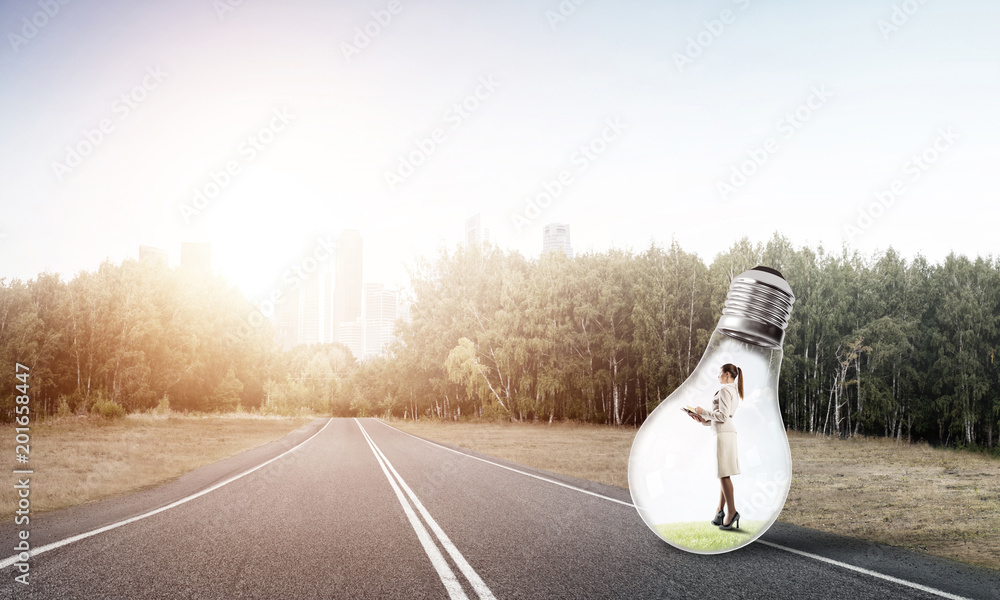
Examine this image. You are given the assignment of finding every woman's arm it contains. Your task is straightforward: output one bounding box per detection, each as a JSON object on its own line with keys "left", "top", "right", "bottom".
{"left": 702, "top": 388, "right": 736, "bottom": 423}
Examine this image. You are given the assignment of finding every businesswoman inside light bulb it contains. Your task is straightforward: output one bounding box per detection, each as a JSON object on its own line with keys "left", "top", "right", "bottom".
{"left": 687, "top": 363, "right": 743, "bottom": 530}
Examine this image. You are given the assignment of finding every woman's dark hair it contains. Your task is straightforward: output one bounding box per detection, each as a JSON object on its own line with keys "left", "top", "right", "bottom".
{"left": 722, "top": 363, "right": 743, "bottom": 399}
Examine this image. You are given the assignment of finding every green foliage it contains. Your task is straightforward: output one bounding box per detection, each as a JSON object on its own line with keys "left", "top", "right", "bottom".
{"left": 480, "top": 400, "right": 510, "bottom": 421}
{"left": 56, "top": 396, "right": 72, "bottom": 418}
{"left": 260, "top": 379, "right": 310, "bottom": 416}
{"left": 348, "top": 242, "right": 714, "bottom": 424}
{"left": 345, "top": 236, "right": 1000, "bottom": 450}
{"left": 205, "top": 368, "right": 244, "bottom": 413}
{"left": 154, "top": 396, "right": 171, "bottom": 416}
{"left": 264, "top": 343, "right": 356, "bottom": 416}
{"left": 3, "top": 236, "right": 1000, "bottom": 451}
{"left": 90, "top": 392, "right": 126, "bottom": 420}
{"left": 0, "top": 259, "right": 277, "bottom": 420}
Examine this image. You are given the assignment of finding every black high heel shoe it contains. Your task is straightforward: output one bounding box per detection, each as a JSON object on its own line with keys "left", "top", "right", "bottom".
{"left": 719, "top": 511, "right": 740, "bottom": 530}
{"left": 711, "top": 509, "right": 725, "bottom": 526}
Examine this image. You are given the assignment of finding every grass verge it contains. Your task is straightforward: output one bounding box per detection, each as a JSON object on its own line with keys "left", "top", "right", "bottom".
{"left": 387, "top": 418, "right": 1000, "bottom": 571}
{"left": 654, "top": 520, "right": 766, "bottom": 552}
{"left": 1, "top": 412, "right": 312, "bottom": 519}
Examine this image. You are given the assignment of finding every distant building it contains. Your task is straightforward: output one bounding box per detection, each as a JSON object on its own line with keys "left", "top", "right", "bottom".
{"left": 465, "top": 213, "right": 491, "bottom": 249}
{"left": 542, "top": 223, "right": 573, "bottom": 257}
{"left": 333, "top": 230, "right": 363, "bottom": 343}
{"left": 180, "top": 242, "right": 211, "bottom": 271}
{"left": 298, "top": 268, "right": 333, "bottom": 346}
{"left": 274, "top": 242, "right": 335, "bottom": 350}
{"left": 365, "top": 283, "right": 398, "bottom": 357}
{"left": 335, "top": 318, "right": 364, "bottom": 360}
{"left": 274, "top": 285, "right": 300, "bottom": 351}
{"left": 138, "top": 245, "right": 168, "bottom": 266}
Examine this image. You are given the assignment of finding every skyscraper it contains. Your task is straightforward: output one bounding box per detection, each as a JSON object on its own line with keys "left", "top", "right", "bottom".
{"left": 365, "top": 283, "right": 398, "bottom": 357}
{"left": 274, "top": 285, "right": 300, "bottom": 351}
{"left": 298, "top": 268, "right": 332, "bottom": 346}
{"left": 465, "top": 213, "right": 491, "bottom": 248}
{"left": 336, "top": 318, "right": 364, "bottom": 360}
{"left": 542, "top": 223, "right": 573, "bottom": 257}
{"left": 333, "top": 229, "right": 363, "bottom": 345}
{"left": 273, "top": 243, "right": 334, "bottom": 350}
{"left": 138, "top": 245, "right": 168, "bottom": 265}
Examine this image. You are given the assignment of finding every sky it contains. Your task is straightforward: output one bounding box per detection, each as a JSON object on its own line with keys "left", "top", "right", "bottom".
{"left": 1, "top": 0, "right": 998, "bottom": 303}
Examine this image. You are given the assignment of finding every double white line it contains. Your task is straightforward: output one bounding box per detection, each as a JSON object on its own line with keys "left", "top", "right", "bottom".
{"left": 355, "top": 419, "right": 496, "bottom": 600}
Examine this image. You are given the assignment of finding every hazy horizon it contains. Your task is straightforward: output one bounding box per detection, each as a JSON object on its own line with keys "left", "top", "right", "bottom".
{"left": 2, "top": 0, "right": 998, "bottom": 302}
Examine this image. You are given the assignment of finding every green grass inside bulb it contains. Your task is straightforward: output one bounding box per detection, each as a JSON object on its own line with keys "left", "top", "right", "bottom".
{"left": 654, "top": 520, "right": 767, "bottom": 552}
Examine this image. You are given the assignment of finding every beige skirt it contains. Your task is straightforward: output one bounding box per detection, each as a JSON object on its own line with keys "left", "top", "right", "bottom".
{"left": 716, "top": 432, "right": 740, "bottom": 478}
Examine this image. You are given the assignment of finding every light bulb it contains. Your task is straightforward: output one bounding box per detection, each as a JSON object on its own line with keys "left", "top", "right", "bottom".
{"left": 628, "top": 266, "right": 796, "bottom": 554}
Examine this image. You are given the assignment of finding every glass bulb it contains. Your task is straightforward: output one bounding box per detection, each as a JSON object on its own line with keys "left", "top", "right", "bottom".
{"left": 628, "top": 266, "right": 796, "bottom": 554}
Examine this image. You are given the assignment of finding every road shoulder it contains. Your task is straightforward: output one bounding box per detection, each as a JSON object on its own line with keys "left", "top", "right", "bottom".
{"left": 1, "top": 417, "right": 328, "bottom": 549}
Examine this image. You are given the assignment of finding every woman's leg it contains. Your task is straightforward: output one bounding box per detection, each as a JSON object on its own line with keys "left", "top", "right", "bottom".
{"left": 716, "top": 483, "right": 725, "bottom": 513}
{"left": 721, "top": 476, "right": 736, "bottom": 520}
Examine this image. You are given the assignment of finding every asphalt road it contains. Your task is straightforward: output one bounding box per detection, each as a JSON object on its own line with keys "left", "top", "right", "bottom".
{"left": 2, "top": 417, "right": 997, "bottom": 599}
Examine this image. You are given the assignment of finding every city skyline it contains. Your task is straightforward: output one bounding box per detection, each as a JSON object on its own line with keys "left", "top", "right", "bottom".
{"left": 139, "top": 234, "right": 406, "bottom": 357}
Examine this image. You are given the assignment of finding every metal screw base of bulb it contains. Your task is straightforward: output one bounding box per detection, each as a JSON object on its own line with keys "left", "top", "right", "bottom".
{"left": 718, "top": 267, "right": 795, "bottom": 349}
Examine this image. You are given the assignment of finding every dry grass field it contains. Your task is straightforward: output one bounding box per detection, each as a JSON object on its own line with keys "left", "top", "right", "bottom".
{"left": 782, "top": 432, "right": 1000, "bottom": 571}
{"left": 1, "top": 413, "right": 311, "bottom": 518}
{"left": 388, "top": 418, "right": 1000, "bottom": 571}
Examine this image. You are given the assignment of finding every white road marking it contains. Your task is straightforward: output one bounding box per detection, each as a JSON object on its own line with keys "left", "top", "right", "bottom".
{"left": 755, "top": 541, "right": 972, "bottom": 600}
{"left": 375, "top": 419, "right": 633, "bottom": 507}
{"left": 355, "top": 419, "right": 469, "bottom": 600}
{"left": 0, "top": 418, "right": 334, "bottom": 570}
{"left": 356, "top": 419, "right": 497, "bottom": 600}
{"left": 376, "top": 419, "right": 975, "bottom": 600}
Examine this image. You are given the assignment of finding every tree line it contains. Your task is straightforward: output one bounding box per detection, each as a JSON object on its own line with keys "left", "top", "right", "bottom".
{"left": 0, "top": 259, "right": 353, "bottom": 420}
{"left": 353, "top": 234, "right": 999, "bottom": 451}
{"left": 2, "top": 234, "right": 998, "bottom": 451}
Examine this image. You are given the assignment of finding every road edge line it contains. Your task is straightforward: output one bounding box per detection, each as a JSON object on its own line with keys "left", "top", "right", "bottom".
{"left": 755, "top": 541, "right": 972, "bottom": 600}
{"left": 0, "top": 418, "right": 334, "bottom": 570}
{"left": 374, "top": 419, "right": 975, "bottom": 600}
{"left": 373, "top": 419, "right": 633, "bottom": 507}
